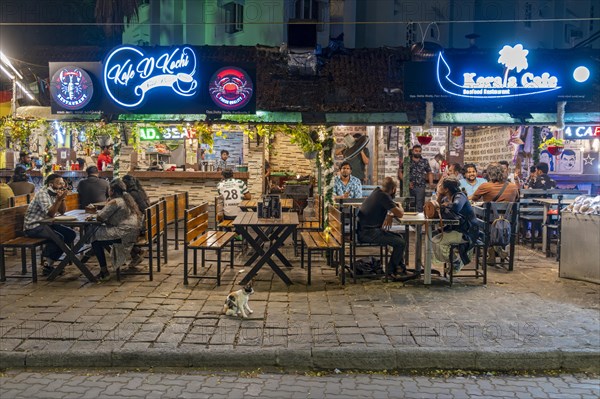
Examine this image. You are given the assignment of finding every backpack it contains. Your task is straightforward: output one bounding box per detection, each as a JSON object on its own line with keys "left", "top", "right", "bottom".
{"left": 489, "top": 203, "right": 513, "bottom": 247}
{"left": 353, "top": 256, "right": 384, "bottom": 275}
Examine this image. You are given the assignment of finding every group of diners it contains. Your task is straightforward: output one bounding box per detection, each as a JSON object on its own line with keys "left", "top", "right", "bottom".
{"left": 18, "top": 168, "right": 149, "bottom": 281}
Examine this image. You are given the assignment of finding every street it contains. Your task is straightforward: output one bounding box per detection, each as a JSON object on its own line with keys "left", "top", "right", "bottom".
{"left": 0, "top": 370, "right": 598, "bottom": 398}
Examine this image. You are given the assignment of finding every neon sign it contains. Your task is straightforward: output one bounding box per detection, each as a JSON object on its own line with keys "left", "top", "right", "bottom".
{"left": 103, "top": 46, "right": 198, "bottom": 108}
{"left": 437, "top": 44, "right": 570, "bottom": 99}
{"left": 208, "top": 67, "right": 254, "bottom": 110}
{"left": 50, "top": 66, "right": 94, "bottom": 110}
{"left": 564, "top": 126, "right": 600, "bottom": 140}
{"left": 139, "top": 127, "right": 196, "bottom": 141}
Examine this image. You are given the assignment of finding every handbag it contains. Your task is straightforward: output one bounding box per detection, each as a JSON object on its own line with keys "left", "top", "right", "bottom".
{"left": 423, "top": 200, "right": 439, "bottom": 219}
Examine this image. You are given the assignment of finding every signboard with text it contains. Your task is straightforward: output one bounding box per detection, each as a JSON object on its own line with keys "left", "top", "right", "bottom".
{"left": 50, "top": 45, "right": 256, "bottom": 115}
{"left": 404, "top": 45, "right": 596, "bottom": 112}
{"left": 563, "top": 125, "right": 600, "bottom": 140}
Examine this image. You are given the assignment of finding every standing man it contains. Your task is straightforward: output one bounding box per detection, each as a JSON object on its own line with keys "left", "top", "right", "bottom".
{"left": 16, "top": 151, "right": 32, "bottom": 170}
{"left": 23, "top": 174, "right": 76, "bottom": 276}
{"left": 215, "top": 150, "right": 230, "bottom": 171}
{"left": 499, "top": 160, "right": 518, "bottom": 184}
{"left": 460, "top": 163, "right": 487, "bottom": 198}
{"left": 97, "top": 145, "right": 113, "bottom": 171}
{"left": 334, "top": 161, "right": 363, "bottom": 200}
{"left": 77, "top": 166, "right": 110, "bottom": 208}
{"left": 217, "top": 169, "right": 251, "bottom": 219}
{"left": 398, "top": 144, "right": 433, "bottom": 212}
{"left": 357, "top": 177, "right": 407, "bottom": 281}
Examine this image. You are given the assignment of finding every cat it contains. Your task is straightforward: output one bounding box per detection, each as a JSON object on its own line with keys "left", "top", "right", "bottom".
{"left": 222, "top": 282, "right": 254, "bottom": 318}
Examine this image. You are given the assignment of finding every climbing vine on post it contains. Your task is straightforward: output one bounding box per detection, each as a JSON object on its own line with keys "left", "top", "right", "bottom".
{"left": 320, "top": 126, "right": 335, "bottom": 232}
{"left": 532, "top": 126, "right": 541, "bottom": 165}
{"left": 402, "top": 126, "right": 412, "bottom": 198}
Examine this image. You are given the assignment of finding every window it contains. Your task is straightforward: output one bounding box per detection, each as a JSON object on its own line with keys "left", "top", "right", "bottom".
{"left": 224, "top": 2, "right": 243, "bottom": 34}
{"left": 294, "top": 0, "right": 318, "bottom": 20}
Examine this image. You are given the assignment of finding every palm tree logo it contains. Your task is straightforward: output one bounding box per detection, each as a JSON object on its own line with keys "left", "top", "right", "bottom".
{"left": 497, "top": 44, "right": 529, "bottom": 87}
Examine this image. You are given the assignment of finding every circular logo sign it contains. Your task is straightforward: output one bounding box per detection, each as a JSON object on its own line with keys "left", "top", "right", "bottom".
{"left": 208, "top": 67, "right": 253, "bottom": 110}
{"left": 50, "top": 66, "right": 94, "bottom": 110}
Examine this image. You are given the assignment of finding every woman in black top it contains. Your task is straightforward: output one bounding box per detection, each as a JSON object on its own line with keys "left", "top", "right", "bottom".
{"left": 122, "top": 174, "right": 150, "bottom": 212}
{"left": 431, "top": 177, "right": 479, "bottom": 272}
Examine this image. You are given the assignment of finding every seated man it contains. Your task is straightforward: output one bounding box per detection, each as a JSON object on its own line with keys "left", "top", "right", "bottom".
{"left": 217, "top": 169, "right": 251, "bottom": 219}
{"left": 23, "top": 174, "right": 76, "bottom": 276}
{"left": 77, "top": 166, "right": 110, "bottom": 208}
{"left": 334, "top": 161, "right": 362, "bottom": 200}
{"left": 471, "top": 163, "right": 520, "bottom": 203}
{"left": 530, "top": 162, "right": 556, "bottom": 189}
{"left": 357, "top": 177, "right": 407, "bottom": 281}
{"left": 459, "top": 163, "right": 487, "bottom": 198}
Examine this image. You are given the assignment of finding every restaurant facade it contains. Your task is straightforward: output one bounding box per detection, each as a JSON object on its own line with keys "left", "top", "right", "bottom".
{"left": 2, "top": 42, "right": 599, "bottom": 211}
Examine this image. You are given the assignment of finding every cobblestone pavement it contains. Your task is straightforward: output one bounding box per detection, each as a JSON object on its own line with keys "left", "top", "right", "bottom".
{"left": 0, "top": 235, "right": 599, "bottom": 370}
{"left": 0, "top": 369, "right": 598, "bottom": 398}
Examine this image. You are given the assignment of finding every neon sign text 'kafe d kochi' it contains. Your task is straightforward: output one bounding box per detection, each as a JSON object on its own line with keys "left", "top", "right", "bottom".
{"left": 103, "top": 46, "right": 198, "bottom": 108}
{"left": 435, "top": 44, "right": 582, "bottom": 99}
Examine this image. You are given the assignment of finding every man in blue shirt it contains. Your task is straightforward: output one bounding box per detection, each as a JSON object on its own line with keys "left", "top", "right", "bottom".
{"left": 460, "top": 163, "right": 487, "bottom": 198}
{"left": 334, "top": 161, "right": 362, "bottom": 200}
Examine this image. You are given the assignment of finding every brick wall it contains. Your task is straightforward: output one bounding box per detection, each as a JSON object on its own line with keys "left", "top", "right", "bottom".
{"left": 269, "top": 133, "right": 313, "bottom": 176}
{"left": 464, "top": 126, "right": 514, "bottom": 168}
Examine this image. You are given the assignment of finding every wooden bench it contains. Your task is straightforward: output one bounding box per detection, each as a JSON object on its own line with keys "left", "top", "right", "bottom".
{"left": 116, "top": 202, "right": 163, "bottom": 281}
{"left": 300, "top": 205, "right": 345, "bottom": 285}
{"left": 293, "top": 195, "right": 322, "bottom": 256}
{"left": 215, "top": 195, "right": 235, "bottom": 231}
{"left": 184, "top": 203, "right": 236, "bottom": 286}
{"left": 0, "top": 205, "right": 48, "bottom": 283}
{"left": 8, "top": 194, "right": 31, "bottom": 208}
{"left": 160, "top": 192, "right": 188, "bottom": 251}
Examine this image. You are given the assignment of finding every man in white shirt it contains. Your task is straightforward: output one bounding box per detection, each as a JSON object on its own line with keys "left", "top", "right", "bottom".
{"left": 459, "top": 163, "right": 487, "bottom": 198}
{"left": 217, "top": 169, "right": 251, "bottom": 219}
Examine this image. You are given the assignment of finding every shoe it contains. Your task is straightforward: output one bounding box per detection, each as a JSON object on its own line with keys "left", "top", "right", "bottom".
{"left": 452, "top": 259, "right": 464, "bottom": 273}
{"left": 525, "top": 231, "right": 532, "bottom": 239}
{"left": 128, "top": 255, "right": 144, "bottom": 269}
{"left": 95, "top": 270, "right": 111, "bottom": 282}
{"left": 42, "top": 264, "right": 65, "bottom": 277}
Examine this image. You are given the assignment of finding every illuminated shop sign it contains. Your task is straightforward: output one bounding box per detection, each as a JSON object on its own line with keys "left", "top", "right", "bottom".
{"left": 564, "top": 125, "right": 600, "bottom": 140}
{"left": 50, "top": 66, "right": 94, "bottom": 110}
{"left": 404, "top": 45, "right": 594, "bottom": 110}
{"left": 103, "top": 45, "right": 198, "bottom": 108}
{"left": 208, "top": 67, "right": 254, "bottom": 110}
{"left": 139, "top": 126, "right": 196, "bottom": 141}
{"left": 437, "top": 44, "right": 574, "bottom": 99}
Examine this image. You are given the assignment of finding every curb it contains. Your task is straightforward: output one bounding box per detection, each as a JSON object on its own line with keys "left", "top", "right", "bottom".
{"left": 1, "top": 348, "right": 599, "bottom": 372}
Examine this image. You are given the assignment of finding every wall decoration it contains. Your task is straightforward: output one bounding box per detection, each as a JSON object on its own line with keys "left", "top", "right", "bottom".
{"left": 555, "top": 148, "right": 583, "bottom": 174}
{"left": 208, "top": 67, "right": 254, "bottom": 111}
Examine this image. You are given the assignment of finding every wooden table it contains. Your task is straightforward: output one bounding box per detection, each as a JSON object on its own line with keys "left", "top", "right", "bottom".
{"left": 238, "top": 198, "right": 294, "bottom": 212}
{"left": 533, "top": 198, "right": 575, "bottom": 257}
{"left": 38, "top": 209, "right": 101, "bottom": 282}
{"left": 233, "top": 212, "right": 299, "bottom": 285}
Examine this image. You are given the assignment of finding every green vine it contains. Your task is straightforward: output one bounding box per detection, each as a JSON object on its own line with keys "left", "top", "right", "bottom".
{"left": 532, "top": 127, "right": 541, "bottom": 165}
{"left": 402, "top": 126, "right": 411, "bottom": 198}
{"left": 321, "top": 127, "right": 335, "bottom": 232}
{"left": 0, "top": 117, "right": 46, "bottom": 150}
{"left": 285, "top": 124, "right": 323, "bottom": 155}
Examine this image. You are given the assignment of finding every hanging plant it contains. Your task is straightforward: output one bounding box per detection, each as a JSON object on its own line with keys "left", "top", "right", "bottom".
{"left": 0, "top": 117, "right": 46, "bottom": 150}
{"left": 539, "top": 137, "right": 565, "bottom": 156}
{"left": 255, "top": 124, "right": 278, "bottom": 154}
{"left": 83, "top": 121, "right": 120, "bottom": 148}
{"left": 416, "top": 130, "right": 433, "bottom": 145}
{"left": 192, "top": 122, "right": 215, "bottom": 152}
{"left": 285, "top": 124, "right": 323, "bottom": 155}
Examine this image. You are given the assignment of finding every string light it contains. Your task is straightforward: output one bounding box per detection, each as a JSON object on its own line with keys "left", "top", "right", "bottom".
{"left": 0, "top": 51, "right": 23, "bottom": 79}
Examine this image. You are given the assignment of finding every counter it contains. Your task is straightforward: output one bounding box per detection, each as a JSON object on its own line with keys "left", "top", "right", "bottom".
{"left": 560, "top": 212, "right": 600, "bottom": 284}
{"left": 128, "top": 171, "right": 249, "bottom": 180}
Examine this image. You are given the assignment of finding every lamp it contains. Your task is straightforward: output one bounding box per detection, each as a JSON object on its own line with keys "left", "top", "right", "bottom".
{"left": 0, "top": 51, "right": 35, "bottom": 115}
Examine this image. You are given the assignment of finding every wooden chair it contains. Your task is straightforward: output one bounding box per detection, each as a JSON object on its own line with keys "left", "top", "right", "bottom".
{"left": 215, "top": 195, "right": 235, "bottom": 231}
{"left": 8, "top": 194, "right": 31, "bottom": 208}
{"left": 300, "top": 205, "right": 345, "bottom": 285}
{"left": 293, "top": 195, "right": 323, "bottom": 256}
{"left": 184, "top": 203, "right": 236, "bottom": 286}
{"left": 0, "top": 206, "right": 48, "bottom": 283}
{"left": 116, "top": 202, "right": 163, "bottom": 281}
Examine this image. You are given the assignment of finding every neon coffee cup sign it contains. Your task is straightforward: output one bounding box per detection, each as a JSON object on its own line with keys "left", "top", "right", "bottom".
{"left": 436, "top": 44, "right": 591, "bottom": 99}
{"left": 103, "top": 46, "right": 198, "bottom": 108}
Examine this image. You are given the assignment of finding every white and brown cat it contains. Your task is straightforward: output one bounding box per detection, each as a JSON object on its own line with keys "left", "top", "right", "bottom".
{"left": 222, "top": 282, "right": 254, "bottom": 318}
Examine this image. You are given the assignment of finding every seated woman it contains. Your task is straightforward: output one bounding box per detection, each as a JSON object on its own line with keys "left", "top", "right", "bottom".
{"left": 8, "top": 166, "right": 35, "bottom": 196}
{"left": 90, "top": 179, "right": 142, "bottom": 280}
{"left": 431, "top": 178, "right": 479, "bottom": 272}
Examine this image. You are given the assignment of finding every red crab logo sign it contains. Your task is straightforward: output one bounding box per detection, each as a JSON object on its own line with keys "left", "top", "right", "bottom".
{"left": 208, "top": 67, "right": 253, "bottom": 110}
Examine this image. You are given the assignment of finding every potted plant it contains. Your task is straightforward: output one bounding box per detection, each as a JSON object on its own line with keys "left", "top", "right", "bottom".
{"left": 416, "top": 131, "right": 433, "bottom": 145}
{"left": 539, "top": 137, "right": 565, "bottom": 156}
{"left": 452, "top": 127, "right": 462, "bottom": 137}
